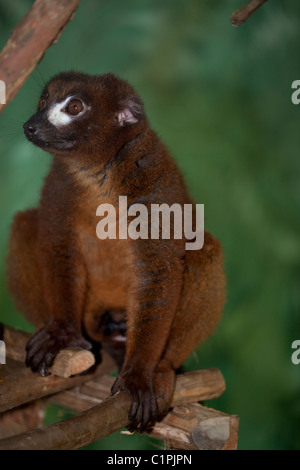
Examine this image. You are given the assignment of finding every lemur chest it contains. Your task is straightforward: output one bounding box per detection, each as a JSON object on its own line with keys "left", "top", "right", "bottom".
{"left": 67, "top": 160, "right": 135, "bottom": 299}
{"left": 75, "top": 192, "right": 133, "bottom": 302}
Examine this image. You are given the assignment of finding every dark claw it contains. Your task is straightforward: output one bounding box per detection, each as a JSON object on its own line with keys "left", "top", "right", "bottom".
{"left": 111, "top": 376, "right": 122, "bottom": 395}
{"left": 39, "top": 363, "right": 50, "bottom": 377}
{"left": 129, "top": 395, "right": 139, "bottom": 419}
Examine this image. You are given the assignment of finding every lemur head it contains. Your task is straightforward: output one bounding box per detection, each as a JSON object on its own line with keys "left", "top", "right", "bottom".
{"left": 23, "top": 72, "right": 145, "bottom": 159}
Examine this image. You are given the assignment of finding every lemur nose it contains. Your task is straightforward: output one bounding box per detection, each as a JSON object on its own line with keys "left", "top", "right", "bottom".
{"left": 24, "top": 122, "right": 38, "bottom": 135}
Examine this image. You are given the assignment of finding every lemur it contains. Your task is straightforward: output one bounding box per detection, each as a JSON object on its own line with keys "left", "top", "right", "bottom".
{"left": 6, "top": 72, "right": 226, "bottom": 432}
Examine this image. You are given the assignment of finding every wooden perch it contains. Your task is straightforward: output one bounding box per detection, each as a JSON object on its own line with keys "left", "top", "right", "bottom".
{"left": 0, "top": 368, "right": 226, "bottom": 450}
{"left": 0, "top": 324, "right": 236, "bottom": 450}
{"left": 50, "top": 369, "right": 226, "bottom": 412}
{"left": 0, "top": 0, "right": 81, "bottom": 114}
{"left": 0, "top": 401, "right": 45, "bottom": 440}
{"left": 230, "top": 0, "right": 268, "bottom": 27}
{"left": 0, "top": 325, "right": 115, "bottom": 413}
{"left": 146, "top": 403, "right": 239, "bottom": 450}
{"left": 51, "top": 372, "right": 237, "bottom": 450}
{"left": 51, "top": 369, "right": 226, "bottom": 411}
{"left": 0, "top": 354, "right": 115, "bottom": 414}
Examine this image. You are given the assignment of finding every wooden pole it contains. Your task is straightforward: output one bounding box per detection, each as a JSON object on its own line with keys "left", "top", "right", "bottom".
{"left": 0, "top": 0, "right": 81, "bottom": 114}
{"left": 0, "top": 369, "right": 226, "bottom": 450}
{"left": 147, "top": 403, "right": 239, "bottom": 450}
{"left": 51, "top": 372, "right": 238, "bottom": 450}
{"left": 0, "top": 401, "right": 46, "bottom": 440}
{"left": 230, "top": 0, "right": 268, "bottom": 27}
{"left": 0, "top": 353, "right": 114, "bottom": 414}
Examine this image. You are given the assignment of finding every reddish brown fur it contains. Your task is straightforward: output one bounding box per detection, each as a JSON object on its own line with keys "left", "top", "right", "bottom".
{"left": 6, "top": 72, "right": 225, "bottom": 431}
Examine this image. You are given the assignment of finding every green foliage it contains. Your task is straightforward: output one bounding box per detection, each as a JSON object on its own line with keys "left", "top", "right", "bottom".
{"left": 0, "top": 0, "right": 300, "bottom": 449}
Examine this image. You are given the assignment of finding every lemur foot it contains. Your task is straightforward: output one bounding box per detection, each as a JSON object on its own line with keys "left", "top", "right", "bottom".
{"left": 25, "top": 319, "right": 92, "bottom": 376}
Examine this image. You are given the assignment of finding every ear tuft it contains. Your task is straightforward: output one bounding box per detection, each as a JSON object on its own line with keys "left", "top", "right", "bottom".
{"left": 117, "top": 97, "right": 143, "bottom": 127}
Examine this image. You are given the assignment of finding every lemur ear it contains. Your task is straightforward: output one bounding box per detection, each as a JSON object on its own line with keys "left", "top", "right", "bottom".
{"left": 117, "top": 97, "right": 143, "bottom": 127}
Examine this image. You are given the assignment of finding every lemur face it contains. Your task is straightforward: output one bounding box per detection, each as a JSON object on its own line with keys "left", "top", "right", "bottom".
{"left": 23, "top": 72, "right": 144, "bottom": 156}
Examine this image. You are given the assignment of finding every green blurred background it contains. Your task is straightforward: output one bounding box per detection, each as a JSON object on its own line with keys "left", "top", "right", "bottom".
{"left": 0, "top": 0, "right": 300, "bottom": 450}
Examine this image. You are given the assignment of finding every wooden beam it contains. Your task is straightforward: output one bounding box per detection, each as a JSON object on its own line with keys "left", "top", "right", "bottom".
{"left": 0, "top": 369, "right": 226, "bottom": 450}
{"left": 147, "top": 403, "right": 239, "bottom": 450}
{"left": 52, "top": 373, "right": 237, "bottom": 450}
{"left": 51, "top": 368, "right": 226, "bottom": 411}
{"left": 0, "top": 401, "right": 45, "bottom": 440}
{"left": 0, "top": 0, "right": 81, "bottom": 114}
{"left": 230, "top": 0, "right": 268, "bottom": 27}
{"left": 0, "top": 353, "right": 116, "bottom": 414}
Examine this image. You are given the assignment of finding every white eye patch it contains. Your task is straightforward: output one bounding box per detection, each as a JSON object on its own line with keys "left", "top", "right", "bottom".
{"left": 47, "top": 96, "right": 74, "bottom": 127}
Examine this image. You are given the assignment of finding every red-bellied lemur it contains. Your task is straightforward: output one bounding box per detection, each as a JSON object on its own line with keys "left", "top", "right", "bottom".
{"left": 7, "top": 72, "right": 226, "bottom": 432}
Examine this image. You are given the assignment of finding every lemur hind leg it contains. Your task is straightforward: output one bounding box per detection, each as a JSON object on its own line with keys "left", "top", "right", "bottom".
{"left": 6, "top": 209, "right": 47, "bottom": 329}
{"left": 153, "top": 232, "right": 226, "bottom": 420}
{"left": 7, "top": 209, "right": 91, "bottom": 376}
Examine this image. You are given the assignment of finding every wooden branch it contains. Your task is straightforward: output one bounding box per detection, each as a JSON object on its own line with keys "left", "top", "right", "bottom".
{"left": 52, "top": 347, "right": 95, "bottom": 378}
{"left": 0, "top": 369, "right": 226, "bottom": 450}
{"left": 53, "top": 374, "right": 237, "bottom": 450}
{"left": 0, "top": 401, "right": 45, "bottom": 440}
{"left": 51, "top": 368, "right": 226, "bottom": 412}
{"left": 3, "top": 324, "right": 95, "bottom": 378}
{"left": 0, "top": 353, "right": 116, "bottom": 414}
{"left": 146, "top": 403, "right": 239, "bottom": 450}
{"left": 50, "top": 374, "right": 117, "bottom": 412}
{"left": 1, "top": 324, "right": 231, "bottom": 450}
{"left": 52, "top": 372, "right": 236, "bottom": 450}
{"left": 230, "top": 0, "right": 268, "bottom": 27}
{"left": 0, "top": 0, "right": 81, "bottom": 114}
{"left": 2, "top": 324, "right": 29, "bottom": 362}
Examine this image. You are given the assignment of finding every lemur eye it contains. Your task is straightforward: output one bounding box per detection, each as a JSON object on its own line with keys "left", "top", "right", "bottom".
{"left": 38, "top": 97, "right": 47, "bottom": 110}
{"left": 66, "top": 99, "right": 84, "bottom": 116}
